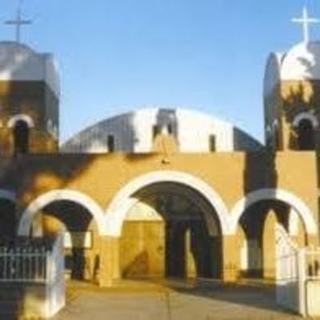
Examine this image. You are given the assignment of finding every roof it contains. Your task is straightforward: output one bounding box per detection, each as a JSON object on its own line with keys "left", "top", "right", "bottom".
{"left": 61, "top": 108, "right": 262, "bottom": 153}
{"left": 281, "top": 41, "right": 320, "bottom": 80}
{"left": 0, "top": 41, "right": 59, "bottom": 96}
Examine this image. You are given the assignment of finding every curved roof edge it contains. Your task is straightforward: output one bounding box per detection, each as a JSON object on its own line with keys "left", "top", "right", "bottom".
{"left": 280, "top": 41, "right": 320, "bottom": 81}
{"left": 61, "top": 107, "right": 263, "bottom": 152}
{"left": 263, "top": 52, "right": 284, "bottom": 98}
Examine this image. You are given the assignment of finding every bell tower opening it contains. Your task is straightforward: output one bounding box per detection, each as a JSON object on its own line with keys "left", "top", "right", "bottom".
{"left": 296, "top": 118, "right": 315, "bottom": 150}
{"left": 13, "top": 120, "right": 29, "bottom": 154}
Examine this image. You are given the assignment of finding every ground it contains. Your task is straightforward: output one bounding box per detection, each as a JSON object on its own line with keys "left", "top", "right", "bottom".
{"left": 53, "top": 280, "right": 306, "bottom": 320}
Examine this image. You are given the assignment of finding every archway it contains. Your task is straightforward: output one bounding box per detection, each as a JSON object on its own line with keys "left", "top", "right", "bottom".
{"left": 296, "top": 118, "right": 315, "bottom": 150}
{"left": 105, "top": 170, "right": 230, "bottom": 236}
{"left": 13, "top": 120, "right": 29, "bottom": 154}
{"left": 40, "top": 200, "right": 100, "bottom": 280}
{"left": 237, "top": 200, "right": 301, "bottom": 279}
{"left": 18, "top": 190, "right": 106, "bottom": 281}
{"left": 8, "top": 114, "right": 35, "bottom": 155}
{"left": 230, "top": 189, "right": 315, "bottom": 279}
{"left": 113, "top": 182, "right": 223, "bottom": 280}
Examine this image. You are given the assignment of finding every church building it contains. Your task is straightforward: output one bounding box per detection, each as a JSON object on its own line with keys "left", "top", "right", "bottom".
{"left": 0, "top": 7, "right": 319, "bottom": 287}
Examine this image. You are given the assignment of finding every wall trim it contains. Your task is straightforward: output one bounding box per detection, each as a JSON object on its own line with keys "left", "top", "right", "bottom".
{"left": 8, "top": 114, "right": 35, "bottom": 128}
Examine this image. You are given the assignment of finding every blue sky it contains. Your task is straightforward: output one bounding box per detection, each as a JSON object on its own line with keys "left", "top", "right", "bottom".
{"left": 0, "top": 0, "right": 319, "bottom": 143}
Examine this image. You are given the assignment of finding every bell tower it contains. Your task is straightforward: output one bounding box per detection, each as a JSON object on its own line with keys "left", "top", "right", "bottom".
{"left": 264, "top": 7, "right": 320, "bottom": 151}
{"left": 0, "top": 9, "right": 59, "bottom": 155}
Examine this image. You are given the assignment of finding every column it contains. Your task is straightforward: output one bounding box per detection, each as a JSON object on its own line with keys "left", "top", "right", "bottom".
{"left": 263, "top": 210, "right": 277, "bottom": 279}
{"left": 99, "top": 236, "right": 120, "bottom": 287}
{"left": 222, "top": 235, "right": 239, "bottom": 282}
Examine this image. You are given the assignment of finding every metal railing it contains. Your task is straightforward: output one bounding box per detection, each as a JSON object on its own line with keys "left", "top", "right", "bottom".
{"left": 0, "top": 233, "right": 64, "bottom": 284}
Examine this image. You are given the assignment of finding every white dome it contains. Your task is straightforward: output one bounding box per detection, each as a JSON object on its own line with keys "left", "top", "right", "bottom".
{"left": 281, "top": 41, "right": 320, "bottom": 80}
{"left": 61, "top": 108, "right": 262, "bottom": 153}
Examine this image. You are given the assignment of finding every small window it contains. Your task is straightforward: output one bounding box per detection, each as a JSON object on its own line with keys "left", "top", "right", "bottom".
{"left": 209, "top": 135, "right": 216, "bottom": 152}
{"left": 107, "top": 135, "right": 115, "bottom": 152}
{"left": 297, "top": 119, "right": 315, "bottom": 150}
{"left": 13, "top": 120, "right": 29, "bottom": 154}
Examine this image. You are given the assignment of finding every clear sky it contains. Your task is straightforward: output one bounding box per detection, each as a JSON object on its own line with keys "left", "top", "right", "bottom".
{"left": 0, "top": 0, "right": 319, "bottom": 143}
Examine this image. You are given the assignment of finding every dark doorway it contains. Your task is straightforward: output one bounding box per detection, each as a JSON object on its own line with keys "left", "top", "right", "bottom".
{"left": 40, "top": 200, "right": 98, "bottom": 281}
{"left": 297, "top": 119, "right": 315, "bottom": 150}
{"left": 13, "top": 120, "right": 29, "bottom": 154}
{"left": 238, "top": 200, "right": 306, "bottom": 279}
{"left": 120, "top": 183, "right": 222, "bottom": 280}
{"left": 0, "top": 199, "right": 16, "bottom": 239}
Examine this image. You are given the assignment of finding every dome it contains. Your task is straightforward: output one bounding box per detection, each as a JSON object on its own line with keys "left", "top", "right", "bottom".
{"left": 281, "top": 41, "right": 320, "bottom": 80}
{"left": 61, "top": 108, "right": 262, "bottom": 153}
{"left": 0, "top": 41, "right": 59, "bottom": 96}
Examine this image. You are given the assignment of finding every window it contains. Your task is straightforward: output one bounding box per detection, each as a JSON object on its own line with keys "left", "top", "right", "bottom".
{"left": 297, "top": 119, "right": 315, "bottom": 150}
{"left": 107, "top": 135, "right": 115, "bottom": 152}
{"left": 209, "top": 135, "right": 216, "bottom": 152}
{"left": 13, "top": 120, "right": 29, "bottom": 154}
{"left": 167, "top": 124, "right": 173, "bottom": 135}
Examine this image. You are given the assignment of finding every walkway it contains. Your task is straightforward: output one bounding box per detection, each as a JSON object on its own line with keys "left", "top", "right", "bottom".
{"left": 54, "top": 279, "right": 305, "bottom": 320}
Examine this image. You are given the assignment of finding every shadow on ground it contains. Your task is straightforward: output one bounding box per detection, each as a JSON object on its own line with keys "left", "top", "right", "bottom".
{"left": 53, "top": 279, "right": 303, "bottom": 320}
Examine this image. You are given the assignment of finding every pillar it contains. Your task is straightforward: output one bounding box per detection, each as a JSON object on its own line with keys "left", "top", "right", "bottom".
{"left": 222, "top": 235, "right": 239, "bottom": 282}
{"left": 99, "top": 236, "right": 120, "bottom": 287}
{"left": 263, "top": 210, "right": 277, "bottom": 279}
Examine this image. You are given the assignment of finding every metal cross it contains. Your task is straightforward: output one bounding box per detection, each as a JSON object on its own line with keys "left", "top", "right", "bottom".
{"left": 292, "top": 6, "right": 320, "bottom": 43}
{"left": 5, "top": 8, "right": 32, "bottom": 43}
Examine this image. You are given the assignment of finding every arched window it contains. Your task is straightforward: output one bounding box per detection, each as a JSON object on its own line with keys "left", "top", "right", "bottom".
{"left": 296, "top": 119, "right": 315, "bottom": 150}
{"left": 13, "top": 120, "right": 29, "bottom": 154}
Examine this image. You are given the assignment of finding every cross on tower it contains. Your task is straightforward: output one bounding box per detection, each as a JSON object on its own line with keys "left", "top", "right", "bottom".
{"left": 292, "top": 6, "right": 320, "bottom": 43}
{"left": 5, "top": 8, "right": 32, "bottom": 43}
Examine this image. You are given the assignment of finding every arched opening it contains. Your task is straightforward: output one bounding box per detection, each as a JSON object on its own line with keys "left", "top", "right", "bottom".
{"left": 237, "top": 200, "right": 306, "bottom": 280}
{"left": 0, "top": 199, "right": 16, "bottom": 239}
{"left": 13, "top": 120, "right": 29, "bottom": 154}
{"left": 119, "top": 182, "right": 222, "bottom": 280}
{"left": 30, "top": 200, "right": 100, "bottom": 281}
{"left": 296, "top": 119, "right": 315, "bottom": 150}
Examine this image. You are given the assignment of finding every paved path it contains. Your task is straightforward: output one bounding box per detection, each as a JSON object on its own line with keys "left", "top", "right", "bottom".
{"left": 54, "top": 280, "right": 305, "bottom": 320}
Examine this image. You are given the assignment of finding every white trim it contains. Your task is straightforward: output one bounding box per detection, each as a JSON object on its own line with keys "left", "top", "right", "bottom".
{"left": 104, "top": 170, "right": 231, "bottom": 236}
{"left": 293, "top": 112, "right": 319, "bottom": 128}
{"left": 229, "top": 188, "right": 317, "bottom": 235}
{"left": 288, "top": 208, "right": 300, "bottom": 236}
{"left": 17, "top": 189, "right": 107, "bottom": 236}
{"left": 8, "top": 114, "right": 35, "bottom": 128}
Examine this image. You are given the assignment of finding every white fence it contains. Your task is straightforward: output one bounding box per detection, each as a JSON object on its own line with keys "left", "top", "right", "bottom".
{"left": 0, "top": 234, "right": 65, "bottom": 318}
{"left": 276, "top": 225, "right": 320, "bottom": 317}
{"left": 0, "top": 233, "right": 64, "bottom": 284}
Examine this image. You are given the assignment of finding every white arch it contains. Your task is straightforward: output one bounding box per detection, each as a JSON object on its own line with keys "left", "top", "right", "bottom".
{"left": 18, "top": 189, "right": 107, "bottom": 236}
{"left": 293, "top": 112, "right": 319, "bottom": 128}
{"left": 229, "top": 188, "right": 317, "bottom": 235}
{"left": 8, "top": 114, "right": 35, "bottom": 128}
{"left": 105, "top": 170, "right": 231, "bottom": 237}
{"left": 288, "top": 208, "right": 300, "bottom": 236}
